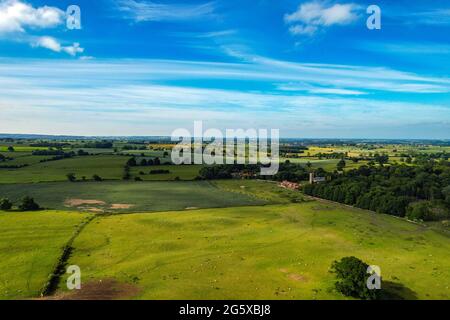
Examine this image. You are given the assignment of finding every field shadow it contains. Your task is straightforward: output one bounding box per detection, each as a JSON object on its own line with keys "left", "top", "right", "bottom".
{"left": 381, "top": 281, "right": 418, "bottom": 300}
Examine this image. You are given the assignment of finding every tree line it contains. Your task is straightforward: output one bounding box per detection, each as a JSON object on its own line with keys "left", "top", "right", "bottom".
{"left": 303, "top": 163, "right": 450, "bottom": 221}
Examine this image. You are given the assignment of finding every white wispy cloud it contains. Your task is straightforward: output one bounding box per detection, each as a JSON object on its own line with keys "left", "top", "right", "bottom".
{"left": 0, "top": 58, "right": 449, "bottom": 137}
{"left": 360, "top": 41, "right": 450, "bottom": 55}
{"left": 285, "top": 1, "right": 361, "bottom": 36}
{"left": 0, "top": 0, "right": 64, "bottom": 33}
{"left": 115, "top": 0, "right": 216, "bottom": 22}
{"left": 33, "top": 36, "right": 84, "bottom": 56}
{"left": 277, "top": 83, "right": 367, "bottom": 95}
{"left": 407, "top": 9, "right": 450, "bottom": 25}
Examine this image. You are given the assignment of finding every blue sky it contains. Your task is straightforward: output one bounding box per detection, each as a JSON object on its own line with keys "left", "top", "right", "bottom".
{"left": 0, "top": 0, "right": 449, "bottom": 138}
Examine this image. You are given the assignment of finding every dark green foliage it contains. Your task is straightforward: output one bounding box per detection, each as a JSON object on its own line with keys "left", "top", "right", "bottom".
{"left": 66, "top": 173, "right": 76, "bottom": 182}
{"left": 81, "top": 141, "right": 113, "bottom": 149}
{"left": 406, "top": 201, "right": 450, "bottom": 221}
{"left": 92, "top": 174, "right": 102, "bottom": 181}
{"left": 0, "top": 198, "right": 12, "bottom": 210}
{"left": 337, "top": 159, "right": 346, "bottom": 171}
{"left": 123, "top": 165, "right": 131, "bottom": 180}
{"left": 198, "top": 162, "right": 310, "bottom": 182}
{"left": 126, "top": 157, "right": 137, "bottom": 167}
{"left": 374, "top": 153, "right": 389, "bottom": 166}
{"left": 140, "top": 159, "right": 148, "bottom": 166}
{"left": 330, "top": 257, "right": 380, "bottom": 300}
{"left": 303, "top": 163, "right": 450, "bottom": 219}
{"left": 19, "top": 196, "right": 40, "bottom": 211}
{"left": 150, "top": 169, "right": 170, "bottom": 174}
{"left": 77, "top": 149, "right": 89, "bottom": 156}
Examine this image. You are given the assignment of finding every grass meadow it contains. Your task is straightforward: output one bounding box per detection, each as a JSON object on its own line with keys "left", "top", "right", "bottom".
{"left": 0, "top": 155, "right": 127, "bottom": 183}
{"left": 0, "top": 211, "right": 91, "bottom": 300}
{"left": 60, "top": 202, "right": 450, "bottom": 300}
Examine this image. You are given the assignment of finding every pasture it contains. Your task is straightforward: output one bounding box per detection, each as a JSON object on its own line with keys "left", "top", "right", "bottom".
{"left": 61, "top": 201, "right": 450, "bottom": 300}
{"left": 0, "top": 211, "right": 90, "bottom": 300}
{"left": 0, "top": 155, "right": 126, "bottom": 183}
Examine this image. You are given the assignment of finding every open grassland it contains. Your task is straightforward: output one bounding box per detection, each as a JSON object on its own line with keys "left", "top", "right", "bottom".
{"left": 0, "top": 155, "right": 126, "bottom": 183}
{"left": 61, "top": 202, "right": 450, "bottom": 300}
{"left": 0, "top": 211, "right": 90, "bottom": 300}
{"left": 214, "top": 180, "right": 304, "bottom": 203}
{"left": 0, "top": 181, "right": 265, "bottom": 213}
{"left": 130, "top": 165, "right": 201, "bottom": 181}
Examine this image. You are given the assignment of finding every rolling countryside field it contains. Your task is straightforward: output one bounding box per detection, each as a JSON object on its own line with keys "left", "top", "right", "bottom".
{"left": 0, "top": 139, "right": 449, "bottom": 301}
{"left": 60, "top": 202, "right": 449, "bottom": 300}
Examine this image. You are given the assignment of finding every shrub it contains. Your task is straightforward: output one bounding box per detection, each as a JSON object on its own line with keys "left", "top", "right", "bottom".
{"left": 66, "top": 173, "right": 76, "bottom": 182}
{"left": 126, "top": 157, "right": 137, "bottom": 167}
{"left": 19, "top": 196, "right": 40, "bottom": 211}
{"left": 0, "top": 198, "right": 13, "bottom": 210}
{"left": 407, "top": 201, "right": 449, "bottom": 221}
{"left": 149, "top": 169, "right": 170, "bottom": 174}
{"left": 330, "top": 256, "right": 380, "bottom": 300}
{"left": 134, "top": 177, "right": 142, "bottom": 181}
{"left": 92, "top": 174, "right": 102, "bottom": 181}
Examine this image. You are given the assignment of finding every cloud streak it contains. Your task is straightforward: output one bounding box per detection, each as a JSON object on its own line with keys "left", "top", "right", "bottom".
{"left": 115, "top": 0, "right": 216, "bottom": 22}
{"left": 0, "top": 57, "right": 449, "bottom": 137}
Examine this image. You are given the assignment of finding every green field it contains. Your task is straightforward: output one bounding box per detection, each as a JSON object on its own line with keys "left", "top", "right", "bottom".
{"left": 0, "top": 155, "right": 126, "bottom": 183}
{"left": 130, "top": 165, "right": 202, "bottom": 181}
{"left": 60, "top": 202, "right": 450, "bottom": 300}
{"left": 0, "top": 211, "right": 90, "bottom": 300}
{"left": 0, "top": 181, "right": 266, "bottom": 213}
{"left": 214, "top": 180, "right": 304, "bottom": 203}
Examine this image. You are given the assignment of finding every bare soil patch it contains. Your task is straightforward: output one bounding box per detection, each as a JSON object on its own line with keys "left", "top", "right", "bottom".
{"left": 41, "top": 279, "right": 140, "bottom": 300}
{"left": 79, "top": 207, "right": 105, "bottom": 213}
{"left": 280, "top": 269, "right": 308, "bottom": 282}
{"left": 65, "top": 199, "right": 106, "bottom": 207}
{"left": 288, "top": 273, "right": 307, "bottom": 282}
{"left": 110, "top": 204, "right": 134, "bottom": 209}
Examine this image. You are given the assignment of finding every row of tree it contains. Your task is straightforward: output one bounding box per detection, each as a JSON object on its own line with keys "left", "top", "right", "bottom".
{"left": 0, "top": 197, "right": 40, "bottom": 211}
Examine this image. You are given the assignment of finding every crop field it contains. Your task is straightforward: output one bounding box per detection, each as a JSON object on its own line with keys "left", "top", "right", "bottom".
{"left": 55, "top": 201, "right": 450, "bottom": 300}
{"left": 0, "top": 211, "right": 91, "bottom": 300}
{"left": 130, "top": 165, "right": 202, "bottom": 181}
{"left": 0, "top": 181, "right": 265, "bottom": 213}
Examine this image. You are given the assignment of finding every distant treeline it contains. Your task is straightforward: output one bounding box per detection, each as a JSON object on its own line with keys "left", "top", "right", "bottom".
{"left": 81, "top": 141, "right": 113, "bottom": 149}
{"left": 197, "top": 162, "right": 314, "bottom": 182}
{"left": 29, "top": 142, "right": 69, "bottom": 148}
{"left": 303, "top": 163, "right": 450, "bottom": 221}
